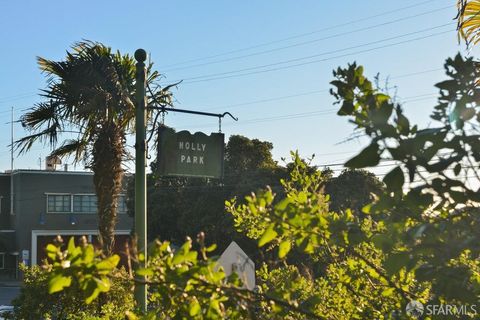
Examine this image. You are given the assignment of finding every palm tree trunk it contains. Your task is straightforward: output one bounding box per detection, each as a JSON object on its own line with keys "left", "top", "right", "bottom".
{"left": 92, "top": 122, "right": 124, "bottom": 255}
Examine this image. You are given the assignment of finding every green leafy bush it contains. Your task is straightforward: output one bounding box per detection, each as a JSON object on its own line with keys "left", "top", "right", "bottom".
{"left": 12, "top": 239, "right": 134, "bottom": 320}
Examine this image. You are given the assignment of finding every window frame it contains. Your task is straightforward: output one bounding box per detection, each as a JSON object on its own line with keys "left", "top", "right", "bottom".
{"left": 46, "top": 193, "right": 72, "bottom": 213}
{"left": 45, "top": 193, "right": 127, "bottom": 214}
{"left": 73, "top": 194, "right": 98, "bottom": 214}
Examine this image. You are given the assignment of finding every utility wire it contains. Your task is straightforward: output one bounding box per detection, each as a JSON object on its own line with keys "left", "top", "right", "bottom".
{"left": 159, "top": 0, "right": 449, "bottom": 69}
{"left": 176, "top": 68, "right": 445, "bottom": 112}
{"left": 0, "top": 67, "right": 447, "bottom": 117}
{"left": 391, "top": 68, "right": 444, "bottom": 79}
{"left": 0, "top": 93, "right": 37, "bottom": 104}
{"left": 173, "top": 27, "right": 454, "bottom": 84}
{"left": 163, "top": 5, "right": 452, "bottom": 73}
{"left": 186, "top": 89, "right": 329, "bottom": 112}
{"left": 177, "top": 92, "right": 444, "bottom": 129}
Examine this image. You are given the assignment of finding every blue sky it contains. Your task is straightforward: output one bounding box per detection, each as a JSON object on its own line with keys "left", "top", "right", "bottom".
{"left": 0, "top": 0, "right": 473, "bottom": 174}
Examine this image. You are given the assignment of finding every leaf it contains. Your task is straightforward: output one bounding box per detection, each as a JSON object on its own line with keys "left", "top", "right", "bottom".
{"left": 345, "top": 142, "right": 380, "bottom": 168}
{"left": 297, "top": 191, "right": 308, "bottom": 203}
{"left": 94, "top": 276, "right": 111, "bottom": 292}
{"left": 383, "top": 166, "right": 404, "bottom": 193}
{"left": 48, "top": 274, "right": 72, "bottom": 294}
{"left": 338, "top": 101, "right": 354, "bottom": 115}
{"left": 425, "top": 156, "right": 462, "bottom": 173}
{"left": 278, "top": 241, "right": 291, "bottom": 258}
{"left": 361, "top": 204, "right": 371, "bottom": 214}
{"left": 298, "top": 237, "right": 315, "bottom": 254}
{"left": 136, "top": 268, "right": 154, "bottom": 277}
{"left": 381, "top": 287, "right": 395, "bottom": 297}
{"left": 384, "top": 252, "right": 409, "bottom": 276}
{"left": 81, "top": 245, "right": 95, "bottom": 264}
{"left": 397, "top": 113, "right": 410, "bottom": 135}
{"left": 435, "top": 79, "right": 457, "bottom": 91}
{"left": 372, "top": 234, "right": 394, "bottom": 252}
{"left": 67, "top": 237, "right": 76, "bottom": 253}
{"left": 46, "top": 244, "right": 58, "bottom": 260}
{"left": 125, "top": 311, "right": 139, "bottom": 320}
{"left": 258, "top": 223, "right": 278, "bottom": 247}
{"left": 172, "top": 252, "right": 186, "bottom": 265}
{"left": 189, "top": 299, "right": 201, "bottom": 316}
{"left": 454, "top": 163, "right": 461, "bottom": 176}
{"left": 450, "top": 190, "right": 468, "bottom": 203}
{"left": 205, "top": 244, "right": 217, "bottom": 252}
{"left": 96, "top": 255, "right": 120, "bottom": 272}
{"left": 85, "top": 288, "right": 101, "bottom": 304}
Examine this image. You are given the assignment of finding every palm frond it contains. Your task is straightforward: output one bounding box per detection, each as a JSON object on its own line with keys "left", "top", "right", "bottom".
{"left": 19, "top": 101, "right": 59, "bottom": 131}
{"left": 457, "top": 0, "right": 480, "bottom": 47}
{"left": 49, "top": 139, "right": 88, "bottom": 163}
{"left": 14, "top": 122, "right": 59, "bottom": 154}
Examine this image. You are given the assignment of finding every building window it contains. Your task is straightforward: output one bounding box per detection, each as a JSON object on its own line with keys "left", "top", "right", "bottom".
{"left": 118, "top": 195, "right": 127, "bottom": 213}
{"left": 47, "top": 194, "right": 71, "bottom": 213}
{"left": 73, "top": 195, "right": 97, "bottom": 213}
{"left": 0, "top": 253, "right": 4, "bottom": 269}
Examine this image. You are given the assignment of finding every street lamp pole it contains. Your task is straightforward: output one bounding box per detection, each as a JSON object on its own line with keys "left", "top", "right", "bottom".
{"left": 134, "top": 48, "right": 147, "bottom": 312}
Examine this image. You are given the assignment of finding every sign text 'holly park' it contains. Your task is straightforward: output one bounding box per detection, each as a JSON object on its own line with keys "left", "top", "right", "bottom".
{"left": 179, "top": 141, "right": 206, "bottom": 165}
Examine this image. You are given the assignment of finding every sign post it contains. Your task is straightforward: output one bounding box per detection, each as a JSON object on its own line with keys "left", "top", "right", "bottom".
{"left": 132, "top": 50, "right": 236, "bottom": 312}
{"left": 134, "top": 49, "right": 147, "bottom": 312}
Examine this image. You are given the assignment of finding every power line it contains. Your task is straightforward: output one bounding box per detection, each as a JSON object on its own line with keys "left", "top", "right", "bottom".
{"left": 390, "top": 68, "right": 444, "bottom": 79}
{"left": 399, "top": 93, "right": 437, "bottom": 103}
{"left": 176, "top": 91, "right": 443, "bottom": 130}
{"left": 181, "top": 89, "right": 329, "bottom": 112}
{"left": 159, "top": 0, "right": 449, "bottom": 69}
{"left": 172, "top": 27, "right": 454, "bottom": 84}
{"left": 175, "top": 24, "right": 452, "bottom": 82}
{"left": 176, "top": 68, "right": 445, "bottom": 113}
{"left": 402, "top": 95, "right": 438, "bottom": 104}
{"left": 314, "top": 150, "right": 358, "bottom": 157}
{"left": 0, "top": 67, "right": 446, "bottom": 119}
{"left": 163, "top": 5, "right": 452, "bottom": 73}
{"left": 3, "top": 70, "right": 439, "bottom": 116}
{"left": 0, "top": 93, "right": 36, "bottom": 104}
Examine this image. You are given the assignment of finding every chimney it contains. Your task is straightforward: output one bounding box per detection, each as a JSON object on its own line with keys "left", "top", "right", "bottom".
{"left": 46, "top": 156, "right": 62, "bottom": 171}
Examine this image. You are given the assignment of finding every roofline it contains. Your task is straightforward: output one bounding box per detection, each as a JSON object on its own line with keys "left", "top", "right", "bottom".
{"left": 0, "top": 169, "right": 134, "bottom": 177}
{"left": 0, "top": 169, "right": 94, "bottom": 176}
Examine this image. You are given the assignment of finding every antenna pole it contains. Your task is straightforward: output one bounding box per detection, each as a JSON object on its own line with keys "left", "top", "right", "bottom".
{"left": 10, "top": 107, "right": 14, "bottom": 215}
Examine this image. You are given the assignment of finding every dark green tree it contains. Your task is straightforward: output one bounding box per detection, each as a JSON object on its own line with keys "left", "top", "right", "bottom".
{"left": 325, "top": 169, "right": 384, "bottom": 214}
{"left": 224, "top": 135, "right": 277, "bottom": 175}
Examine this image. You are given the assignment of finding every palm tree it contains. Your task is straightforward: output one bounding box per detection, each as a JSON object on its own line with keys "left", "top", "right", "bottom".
{"left": 457, "top": 0, "right": 480, "bottom": 47}
{"left": 16, "top": 41, "right": 173, "bottom": 255}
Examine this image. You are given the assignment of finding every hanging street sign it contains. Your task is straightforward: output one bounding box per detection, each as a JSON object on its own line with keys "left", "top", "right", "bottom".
{"left": 156, "top": 126, "right": 224, "bottom": 179}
